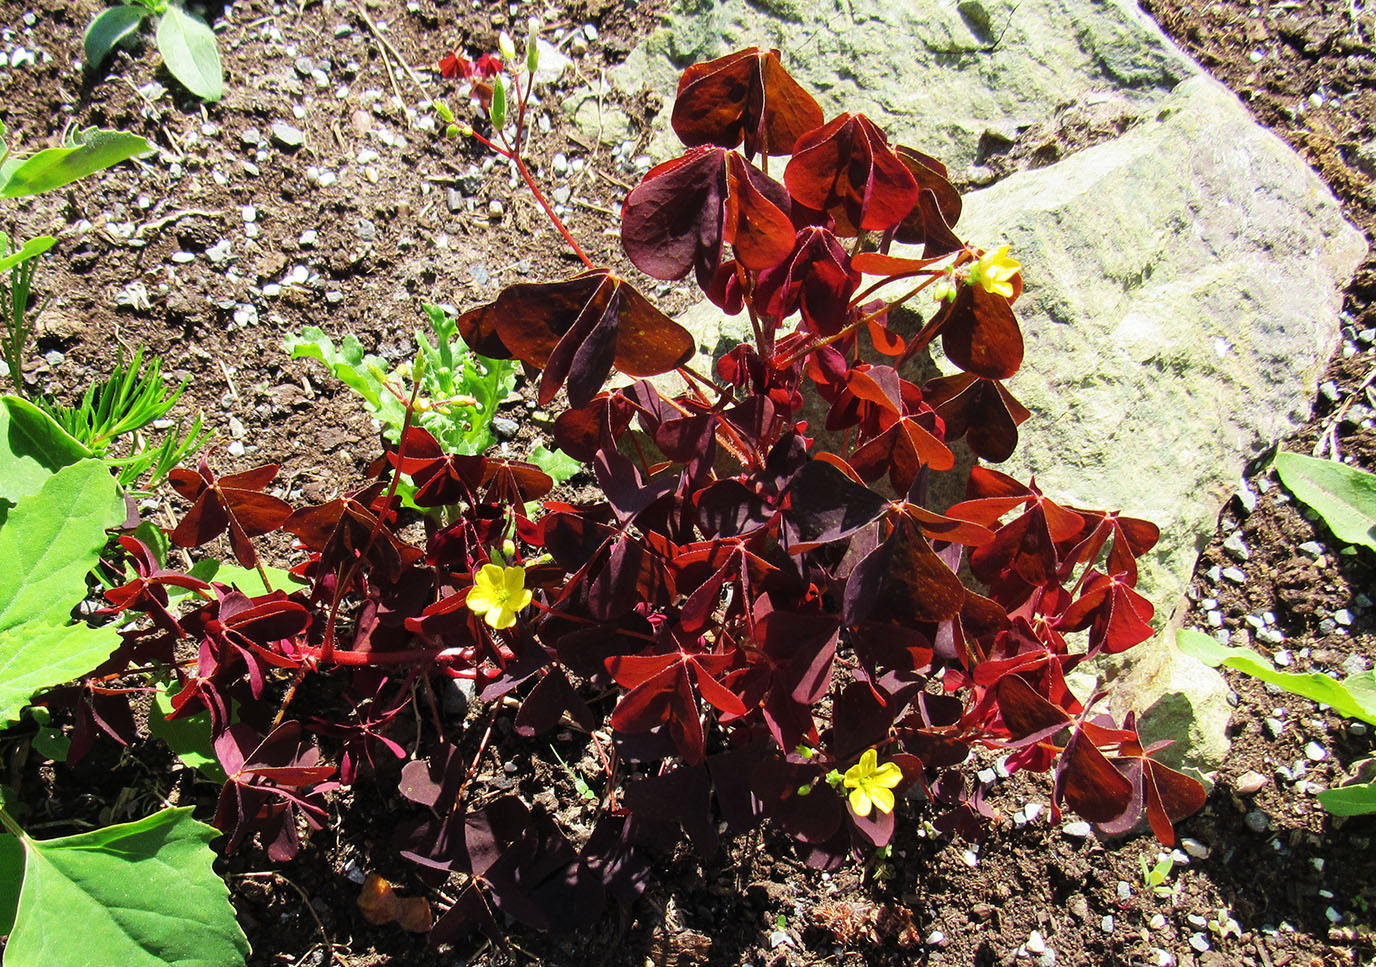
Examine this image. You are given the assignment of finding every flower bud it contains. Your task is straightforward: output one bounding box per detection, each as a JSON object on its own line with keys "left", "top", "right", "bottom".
{"left": 498, "top": 30, "right": 516, "bottom": 62}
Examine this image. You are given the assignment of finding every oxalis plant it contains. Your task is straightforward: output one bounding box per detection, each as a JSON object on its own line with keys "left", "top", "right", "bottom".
{"left": 1, "top": 38, "right": 1206, "bottom": 956}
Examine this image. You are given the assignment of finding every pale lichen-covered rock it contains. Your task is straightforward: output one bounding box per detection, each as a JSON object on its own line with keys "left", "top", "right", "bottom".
{"left": 603, "top": 0, "right": 1198, "bottom": 167}
{"left": 937, "top": 74, "right": 1366, "bottom": 618}
{"left": 901, "top": 74, "right": 1366, "bottom": 770}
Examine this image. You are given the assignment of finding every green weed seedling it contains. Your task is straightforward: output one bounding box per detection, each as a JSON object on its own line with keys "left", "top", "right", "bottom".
{"left": 286, "top": 304, "right": 581, "bottom": 484}
{"left": 1178, "top": 448, "right": 1376, "bottom": 816}
{"left": 0, "top": 121, "right": 152, "bottom": 395}
{"left": 84, "top": 0, "right": 223, "bottom": 101}
{"left": 1140, "top": 851, "right": 1175, "bottom": 898}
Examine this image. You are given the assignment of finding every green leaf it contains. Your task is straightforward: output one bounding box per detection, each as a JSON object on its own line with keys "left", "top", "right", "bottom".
{"left": 0, "top": 235, "right": 57, "bottom": 273}
{"left": 0, "top": 460, "right": 126, "bottom": 725}
{"left": 0, "top": 396, "right": 93, "bottom": 504}
{"left": 529, "top": 444, "right": 582, "bottom": 484}
{"left": 1273, "top": 450, "right": 1376, "bottom": 552}
{"left": 1317, "top": 782, "right": 1376, "bottom": 816}
{"left": 1177, "top": 628, "right": 1376, "bottom": 724}
{"left": 490, "top": 74, "right": 507, "bottom": 129}
{"left": 0, "top": 832, "right": 23, "bottom": 935}
{"left": 155, "top": 5, "right": 223, "bottom": 102}
{"left": 4, "top": 807, "right": 249, "bottom": 966}
{"left": 193, "top": 558, "right": 300, "bottom": 596}
{"left": 84, "top": 5, "right": 150, "bottom": 67}
{"left": 285, "top": 326, "right": 385, "bottom": 409}
{"left": 0, "top": 129, "right": 153, "bottom": 199}
{"left": 148, "top": 689, "right": 227, "bottom": 783}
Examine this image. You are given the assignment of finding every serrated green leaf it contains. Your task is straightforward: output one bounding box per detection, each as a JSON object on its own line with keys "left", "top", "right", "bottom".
{"left": 85, "top": 5, "right": 150, "bottom": 67}
{"left": 0, "top": 396, "right": 92, "bottom": 504}
{"left": 4, "top": 807, "right": 249, "bottom": 966}
{"left": 0, "top": 235, "right": 57, "bottom": 273}
{"left": 1273, "top": 450, "right": 1376, "bottom": 552}
{"left": 285, "top": 326, "right": 385, "bottom": 408}
{"left": 1178, "top": 628, "right": 1376, "bottom": 724}
{"left": 155, "top": 5, "right": 223, "bottom": 101}
{"left": 529, "top": 444, "right": 582, "bottom": 484}
{"left": 0, "top": 460, "right": 125, "bottom": 725}
{"left": 1317, "top": 781, "right": 1376, "bottom": 816}
{"left": 148, "top": 689, "right": 226, "bottom": 783}
{"left": 0, "top": 129, "right": 153, "bottom": 198}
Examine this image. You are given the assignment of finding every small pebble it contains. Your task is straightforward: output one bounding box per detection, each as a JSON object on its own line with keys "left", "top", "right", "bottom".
{"left": 491, "top": 416, "right": 519, "bottom": 440}
{"left": 1236, "top": 771, "right": 1268, "bottom": 795}
{"left": 1189, "top": 933, "right": 1211, "bottom": 953}
{"left": 299, "top": 229, "right": 318, "bottom": 247}
{"left": 926, "top": 930, "right": 945, "bottom": 946}
{"left": 1274, "top": 648, "right": 1293, "bottom": 667}
{"left": 1299, "top": 540, "right": 1326, "bottom": 557}
{"left": 271, "top": 122, "right": 305, "bottom": 148}
{"left": 1305, "top": 741, "right": 1327, "bottom": 762}
{"left": 1149, "top": 913, "right": 1167, "bottom": 930}
{"left": 1221, "top": 566, "right": 1247, "bottom": 584}
{"left": 1116, "top": 881, "right": 1131, "bottom": 901}
{"left": 1026, "top": 931, "right": 1046, "bottom": 955}
{"left": 1154, "top": 949, "right": 1175, "bottom": 967}
{"left": 1181, "top": 838, "right": 1210, "bottom": 859}
{"left": 1244, "top": 809, "right": 1271, "bottom": 833}
{"left": 1101, "top": 916, "right": 1114, "bottom": 934}
{"left": 1327, "top": 907, "right": 1343, "bottom": 924}
{"left": 1335, "top": 609, "right": 1353, "bottom": 627}
{"left": 239, "top": 127, "right": 262, "bottom": 147}
{"left": 1062, "top": 821, "right": 1092, "bottom": 839}
{"left": 170, "top": 251, "right": 196, "bottom": 263}
{"left": 1223, "top": 532, "right": 1250, "bottom": 561}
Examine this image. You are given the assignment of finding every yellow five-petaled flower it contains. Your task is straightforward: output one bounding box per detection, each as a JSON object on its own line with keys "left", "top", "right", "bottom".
{"left": 842, "top": 749, "right": 904, "bottom": 818}
{"left": 466, "top": 563, "right": 533, "bottom": 630}
{"left": 966, "top": 244, "right": 1021, "bottom": 299}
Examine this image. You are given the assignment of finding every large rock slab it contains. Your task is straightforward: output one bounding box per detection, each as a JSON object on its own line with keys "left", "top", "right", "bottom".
{"left": 603, "top": 0, "right": 1198, "bottom": 167}
{"left": 935, "top": 74, "right": 1366, "bottom": 615}
{"left": 902, "top": 74, "right": 1366, "bottom": 768}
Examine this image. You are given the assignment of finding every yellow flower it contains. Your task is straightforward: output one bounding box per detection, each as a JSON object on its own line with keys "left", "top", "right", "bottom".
{"left": 842, "top": 749, "right": 904, "bottom": 818}
{"left": 466, "top": 563, "right": 533, "bottom": 630}
{"left": 966, "top": 244, "right": 1021, "bottom": 298}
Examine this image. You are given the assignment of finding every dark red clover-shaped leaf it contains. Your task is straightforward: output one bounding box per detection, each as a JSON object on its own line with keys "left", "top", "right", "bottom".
{"left": 389, "top": 426, "right": 487, "bottom": 506}
{"left": 1058, "top": 509, "right": 1160, "bottom": 585}
{"left": 169, "top": 458, "right": 293, "bottom": 567}
{"left": 1056, "top": 569, "right": 1156, "bottom": 656}
{"left": 923, "top": 373, "right": 1031, "bottom": 463}
{"left": 785, "top": 113, "right": 919, "bottom": 235}
{"left": 783, "top": 458, "right": 889, "bottom": 552}
{"left": 621, "top": 147, "right": 794, "bottom": 287}
{"left": 754, "top": 227, "right": 860, "bottom": 336}
{"left": 893, "top": 146, "right": 963, "bottom": 254}
{"left": 606, "top": 650, "right": 745, "bottom": 764}
{"left": 455, "top": 270, "right": 695, "bottom": 408}
{"left": 907, "top": 282, "right": 1024, "bottom": 381}
{"left": 671, "top": 47, "right": 824, "bottom": 158}
{"left": 844, "top": 515, "right": 965, "bottom": 627}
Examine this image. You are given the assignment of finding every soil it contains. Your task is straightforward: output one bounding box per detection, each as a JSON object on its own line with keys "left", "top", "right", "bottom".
{"left": 2, "top": 0, "right": 1376, "bottom": 965}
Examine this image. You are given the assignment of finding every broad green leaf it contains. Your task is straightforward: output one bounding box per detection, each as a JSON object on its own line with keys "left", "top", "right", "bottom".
{"left": 0, "top": 396, "right": 93, "bottom": 504}
{"left": 194, "top": 558, "right": 300, "bottom": 595}
{"left": 0, "top": 832, "right": 23, "bottom": 935}
{"left": 1178, "top": 628, "right": 1376, "bottom": 724}
{"left": 0, "top": 460, "right": 125, "bottom": 725}
{"left": 1317, "top": 782, "right": 1376, "bottom": 816}
{"left": 155, "top": 5, "right": 223, "bottom": 102}
{"left": 148, "top": 689, "right": 227, "bottom": 783}
{"left": 4, "top": 807, "right": 249, "bottom": 966}
{"left": 84, "top": 5, "right": 150, "bottom": 67}
{"left": 0, "top": 235, "right": 57, "bottom": 273}
{"left": 1273, "top": 450, "right": 1376, "bottom": 552}
{"left": 0, "top": 129, "right": 153, "bottom": 198}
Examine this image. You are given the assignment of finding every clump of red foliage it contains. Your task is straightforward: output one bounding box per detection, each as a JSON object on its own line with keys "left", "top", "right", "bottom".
{"left": 71, "top": 47, "right": 1204, "bottom": 946}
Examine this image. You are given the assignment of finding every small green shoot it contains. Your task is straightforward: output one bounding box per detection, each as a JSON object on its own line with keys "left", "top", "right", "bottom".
{"left": 84, "top": 0, "right": 224, "bottom": 102}
{"left": 36, "top": 347, "right": 210, "bottom": 490}
{"left": 1139, "top": 851, "right": 1174, "bottom": 898}
{"left": 549, "top": 746, "right": 597, "bottom": 803}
